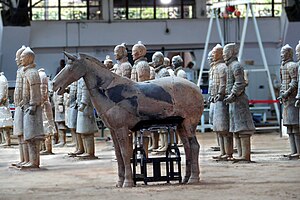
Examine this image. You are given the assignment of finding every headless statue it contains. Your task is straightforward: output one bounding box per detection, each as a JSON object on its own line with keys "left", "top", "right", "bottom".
{"left": 0, "top": 72, "right": 13, "bottom": 147}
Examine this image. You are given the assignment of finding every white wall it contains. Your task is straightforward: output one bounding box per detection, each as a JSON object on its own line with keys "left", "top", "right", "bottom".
{"left": 0, "top": 16, "right": 294, "bottom": 102}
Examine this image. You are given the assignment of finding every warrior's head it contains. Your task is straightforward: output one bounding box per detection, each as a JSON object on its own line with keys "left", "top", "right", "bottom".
{"left": 132, "top": 41, "right": 146, "bottom": 61}
{"left": 223, "top": 43, "right": 238, "bottom": 63}
{"left": 172, "top": 55, "right": 183, "bottom": 69}
{"left": 104, "top": 55, "right": 113, "bottom": 69}
{"left": 20, "top": 47, "right": 35, "bottom": 67}
{"left": 15, "top": 45, "right": 26, "bottom": 67}
{"left": 114, "top": 43, "right": 128, "bottom": 60}
{"left": 280, "top": 44, "right": 293, "bottom": 62}
{"left": 212, "top": 44, "right": 224, "bottom": 63}
{"left": 152, "top": 52, "right": 164, "bottom": 68}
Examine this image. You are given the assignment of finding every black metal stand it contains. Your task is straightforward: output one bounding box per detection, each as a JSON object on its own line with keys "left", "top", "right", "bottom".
{"left": 131, "top": 118, "right": 183, "bottom": 185}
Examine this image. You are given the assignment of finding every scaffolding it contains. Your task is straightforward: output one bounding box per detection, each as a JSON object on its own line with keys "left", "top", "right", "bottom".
{"left": 197, "top": 0, "right": 280, "bottom": 124}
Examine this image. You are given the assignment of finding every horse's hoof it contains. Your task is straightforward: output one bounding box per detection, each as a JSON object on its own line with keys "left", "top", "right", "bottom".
{"left": 116, "top": 181, "right": 124, "bottom": 188}
{"left": 182, "top": 176, "right": 190, "bottom": 184}
{"left": 123, "top": 181, "right": 134, "bottom": 187}
{"left": 187, "top": 177, "right": 199, "bottom": 184}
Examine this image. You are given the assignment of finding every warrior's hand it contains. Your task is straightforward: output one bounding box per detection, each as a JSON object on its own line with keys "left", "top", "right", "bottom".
{"left": 26, "top": 105, "right": 36, "bottom": 115}
{"left": 207, "top": 96, "right": 214, "bottom": 103}
{"left": 295, "top": 100, "right": 300, "bottom": 107}
{"left": 281, "top": 91, "right": 289, "bottom": 99}
{"left": 78, "top": 103, "right": 86, "bottom": 112}
{"left": 214, "top": 94, "right": 224, "bottom": 102}
{"left": 224, "top": 93, "right": 236, "bottom": 104}
{"left": 277, "top": 96, "right": 284, "bottom": 104}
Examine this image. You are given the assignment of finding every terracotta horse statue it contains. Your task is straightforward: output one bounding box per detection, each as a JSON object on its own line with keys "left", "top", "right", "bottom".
{"left": 52, "top": 52, "right": 204, "bottom": 187}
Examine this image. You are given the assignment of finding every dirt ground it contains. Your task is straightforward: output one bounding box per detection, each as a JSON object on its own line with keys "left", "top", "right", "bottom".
{"left": 0, "top": 131, "right": 299, "bottom": 200}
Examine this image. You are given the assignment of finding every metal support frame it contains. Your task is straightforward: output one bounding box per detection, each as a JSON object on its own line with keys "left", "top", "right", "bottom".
{"left": 197, "top": 0, "right": 280, "bottom": 124}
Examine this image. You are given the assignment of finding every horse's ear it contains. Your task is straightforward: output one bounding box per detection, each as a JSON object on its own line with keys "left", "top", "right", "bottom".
{"left": 63, "top": 51, "right": 76, "bottom": 61}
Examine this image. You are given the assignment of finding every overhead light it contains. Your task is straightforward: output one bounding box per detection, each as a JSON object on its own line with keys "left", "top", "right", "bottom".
{"left": 161, "top": 0, "right": 172, "bottom": 4}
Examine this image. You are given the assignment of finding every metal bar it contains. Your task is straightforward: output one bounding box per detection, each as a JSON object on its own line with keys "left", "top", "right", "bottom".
{"left": 238, "top": 3, "right": 250, "bottom": 61}
{"left": 197, "top": 10, "right": 214, "bottom": 87}
{"left": 250, "top": 4, "right": 280, "bottom": 124}
{"left": 212, "top": 0, "right": 252, "bottom": 8}
{"left": 215, "top": 11, "right": 225, "bottom": 46}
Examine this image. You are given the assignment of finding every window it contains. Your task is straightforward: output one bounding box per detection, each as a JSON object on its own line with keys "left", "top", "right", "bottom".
{"left": 113, "top": 0, "right": 195, "bottom": 20}
{"left": 30, "top": 0, "right": 102, "bottom": 21}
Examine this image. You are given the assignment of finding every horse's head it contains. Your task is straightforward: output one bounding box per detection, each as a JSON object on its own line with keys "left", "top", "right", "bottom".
{"left": 52, "top": 52, "right": 87, "bottom": 95}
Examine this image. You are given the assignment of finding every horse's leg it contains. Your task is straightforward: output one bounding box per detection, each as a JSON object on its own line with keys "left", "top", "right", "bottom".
{"left": 183, "top": 121, "right": 200, "bottom": 184}
{"left": 115, "top": 127, "right": 133, "bottom": 187}
{"left": 110, "top": 130, "right": 125, "bottom": 187}
{"left": 177, "top": 125, "right": 191, "bottom": 183}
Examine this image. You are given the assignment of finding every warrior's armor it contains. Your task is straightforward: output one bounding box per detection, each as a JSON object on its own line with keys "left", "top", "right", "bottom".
{"left": 0, "top": 72, "right": 13, "bottom": 147}
{"left": 226, "top": 59, "right": 255, "bottom": 133}
{"left": 131, "top": 57, "right": 150, "bottom": 82}
{"left": 279, "top": 44, "right": 300, "bottom": 158}
{"left": 172, "top": 55, "right": 187, "bottom": 79}
{"left": 280, "top": 60, "right": 299, "bottom": 125}
{"left": 0, "top": 73, "right": 13, "bottom": 128}
{"left": 76, "top": 78, "right": 98, "bottom": 158}
{"left": 112, "top": 57, "right": 132, "bottom": 79}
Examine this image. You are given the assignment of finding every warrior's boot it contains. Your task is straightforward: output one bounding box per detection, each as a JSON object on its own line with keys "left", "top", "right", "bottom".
{"left": 54, "top": 130, "right": 66, "bottom": 147}
{"left": 67, "top": 128, "right": 76, "bottom": 147}
{"left": 148, "top": 132, "right": 159, "bottom": 151}
{"left": 292, "top": 133, "right": 300, "bottom": 159}
{"left": 234, "top": 134, "right": 251, "bottom": 162}
{"left": 234, "top": 133, "right": 242, "bottom": 158}
{"left": 213, "top": 132, "right": 225, "bottom": 159}
{"left": 143, "top": 136, "right": 150, "bottom": 158}
{"left": 21, "top": 140, "right": 41, "bottom": 169}
{"left": 69, "top": 133, "right": 84, "bottom": 156}
{"left": 223, "top": 133, "right": 234, "bottom": 160}
{"left": 286, "top": 133, "right": 297, "bottom": 159}
{"left": 1, "top": 128, "right": 11, "bottom": 147}
{"left": 41, "top": 136, "right": 54, "bottom": 155}
{"left": 77, "top": 134, "right": 97, "bottom": 159}
{"left": 155, "top": 133, "right": 168, "bottom": 152}
{"left": 11, "top": 136, "right": 24, "bottom": 167}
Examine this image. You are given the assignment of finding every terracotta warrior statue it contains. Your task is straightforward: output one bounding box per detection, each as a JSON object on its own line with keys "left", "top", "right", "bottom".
{"left": 130, "top": 41, "right": 151, "bottom": 156}
{"left": 0, "top": 72, "right": 13, "bottom": 146}
{"left": 211, "top": 44, "right": 232, "bottom": 160}
{"left": 172, "top": 55, "right": 187, "bottom": 79}
{"left": 67, "top": 81, "right": 83, "bottom": 156}
{"left": 104, "top": 55, "right": 114, "bottom": 70}
{"left": 278, "top": 44, "right": 299, "bottom": 159}
{"left": 223, "top": 43, "right": 255, "bottom": 162}
{"left": 12, "top": 45, "right": 29, "bottom": 167}
{"left": 207, "top": 50, "right": 215, "bottom": 125}
{"left": 38, "top": 68, "right": 57, "bottom": 155}
{"left": 112, "top": 43, "right": 132, "bottom": 78}
{"left": 20, "top": 47, "right": 44, "bottom": 168}
{"left": 150, "top": 52, "right": 170, "bottom": 152}
{"left": 0, "top": 72, "right": 13, "bottom": 147}
{"left": 294, "top": 41, "right": 300, "bottom": 159}
{"left": 53, "top": 91, "right": 67, "bottom": 147}
{"left": 76, "top": 78, "right": 98, "bottom": 159}
{"left": 164, "top": 57, "right": 175, "bottom": 76}
{"left": 131, "top": 41, "right": 150, "bottom": 82}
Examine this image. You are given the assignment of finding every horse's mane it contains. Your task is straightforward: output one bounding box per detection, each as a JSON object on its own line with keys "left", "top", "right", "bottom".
{"left": 79, "top": 53, "right": 105, "bottom": 68}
